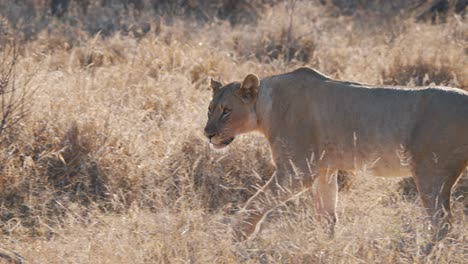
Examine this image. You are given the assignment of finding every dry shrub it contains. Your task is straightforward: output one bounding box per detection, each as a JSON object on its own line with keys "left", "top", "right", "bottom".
{"left": 74, "top": 34, "right": 129, "bottom": 69}
{"left": 0, "top": 121, "right": 108, "bottom": 235}
{"left": 380, "top": 18, "right": 468, "bottom": 90}
{"left": 226, "top": 1, "right": 322, "bottom": 64}
{"left": 43, "top": 123, "right": 106, "bottom": 199}
{"left": 382, "top": 55, "right": 468, "bottom": 89}
{"left": 164, "top": 134, "right": 274, "bottom": 214}
{"left": 0, "top": 118, "right": 143, "bottom": 236}
{"left": 325, "top": 0, "right": 467, "bottom": 19}
{"left": 252, "top": 32, "right": 316, "bottom": 63}
{"left": 189, "top": 59, "right": 223, "bottom": 89}
{"left": 0, "top": 15, "right": 14, "bottom": 46}
{"left": 0, "top": 0, "right": 278, "bottom": 44}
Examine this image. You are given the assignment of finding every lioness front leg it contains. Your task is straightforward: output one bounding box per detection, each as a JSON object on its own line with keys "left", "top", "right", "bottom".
{"left": 312, "top": 169, "right": 338, "bottom": 233}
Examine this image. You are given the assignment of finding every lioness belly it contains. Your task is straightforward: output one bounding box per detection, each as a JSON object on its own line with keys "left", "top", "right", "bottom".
{"left": 364, "top": 159, "right": 413, "bottom": 177}
{"left": 321, "top": 146, "right": 413, "bottom": 178}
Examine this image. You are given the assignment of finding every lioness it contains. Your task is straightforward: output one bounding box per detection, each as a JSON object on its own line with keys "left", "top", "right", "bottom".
{"left": 204, "top": 67, "right": 468, "bottom": 243}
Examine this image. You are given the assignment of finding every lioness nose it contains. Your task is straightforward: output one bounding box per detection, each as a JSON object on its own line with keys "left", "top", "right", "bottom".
{"left": 204, "top": 128, "right": 215, "bottom": 139}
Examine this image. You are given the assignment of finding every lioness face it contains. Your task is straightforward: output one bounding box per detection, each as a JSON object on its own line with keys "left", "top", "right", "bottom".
{"left": 204, "top": 74, "right": 259, "bottom": 149}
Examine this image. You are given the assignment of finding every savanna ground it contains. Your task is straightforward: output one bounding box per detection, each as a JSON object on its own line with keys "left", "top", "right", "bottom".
{"left": 0, "top": 0, "right": 467, "bottom": 263}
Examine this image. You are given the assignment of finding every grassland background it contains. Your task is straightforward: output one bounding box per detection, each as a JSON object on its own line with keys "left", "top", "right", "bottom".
{"left": 0, "top": 0, "right": 467, "bottom": 263}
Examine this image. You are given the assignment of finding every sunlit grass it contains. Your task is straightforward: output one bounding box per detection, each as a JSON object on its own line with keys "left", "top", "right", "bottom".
{"left": 0, "top": 1, "right": 466, "bottom": 263}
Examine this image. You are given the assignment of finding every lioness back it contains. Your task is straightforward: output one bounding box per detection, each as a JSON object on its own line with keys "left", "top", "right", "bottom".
{"left": 259, "top": 68, "right": 468, "bottom": 175}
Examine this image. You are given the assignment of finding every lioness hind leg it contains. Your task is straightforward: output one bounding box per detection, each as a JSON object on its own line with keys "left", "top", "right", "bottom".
{"left": 312, "top": 170, "right": 338, "bottom": 232}
{"left": 412, "top": 158, "right": 466, "bottom": 242}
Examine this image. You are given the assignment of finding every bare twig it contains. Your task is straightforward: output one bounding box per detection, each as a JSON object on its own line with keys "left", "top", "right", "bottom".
{"left": 0, "top": 44, "right": 35, "bottom": 137}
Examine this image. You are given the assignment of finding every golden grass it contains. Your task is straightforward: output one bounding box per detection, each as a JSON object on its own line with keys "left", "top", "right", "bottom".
{"left": 0, "top": 1, "right": 467, "bottom": 263}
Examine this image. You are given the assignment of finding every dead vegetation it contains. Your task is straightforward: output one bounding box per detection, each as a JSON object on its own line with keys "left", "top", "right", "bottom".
{"left": 0, "top": 1, "right": 467, "bottom": 263}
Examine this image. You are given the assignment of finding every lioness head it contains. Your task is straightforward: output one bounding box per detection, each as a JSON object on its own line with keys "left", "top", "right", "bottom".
{"left": 204, "top": 74, "right": 259, "bottom": 149}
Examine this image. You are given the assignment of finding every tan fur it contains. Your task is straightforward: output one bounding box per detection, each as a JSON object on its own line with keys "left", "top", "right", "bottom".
{"left": 204, "top": 67, "right": 468, "bottom": 243}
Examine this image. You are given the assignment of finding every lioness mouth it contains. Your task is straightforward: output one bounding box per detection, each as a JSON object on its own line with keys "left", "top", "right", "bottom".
{"left": 222, "top": 137, "right": 235, "bottom": 145}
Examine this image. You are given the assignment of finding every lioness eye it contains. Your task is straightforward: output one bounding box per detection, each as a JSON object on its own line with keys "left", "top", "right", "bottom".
{"left": 221, "top": 108, "right": 231, "bottom": 119}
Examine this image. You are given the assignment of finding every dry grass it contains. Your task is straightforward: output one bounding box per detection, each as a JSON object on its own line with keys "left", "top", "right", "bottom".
{"left": 0, "top": 1, "right": 467, "bottom": 263}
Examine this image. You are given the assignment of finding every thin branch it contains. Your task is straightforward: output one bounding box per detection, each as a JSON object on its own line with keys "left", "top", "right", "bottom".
{"left": 0, "top": 44, "right": 34, "bottom": 137}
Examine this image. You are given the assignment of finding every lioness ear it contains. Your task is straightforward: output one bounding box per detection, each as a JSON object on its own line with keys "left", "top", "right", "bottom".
{"left": 210, "top": 79, "right": 223, "bottom": 96}
{"left": 237, "top": 74, "right": 259, "bottom": 102}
